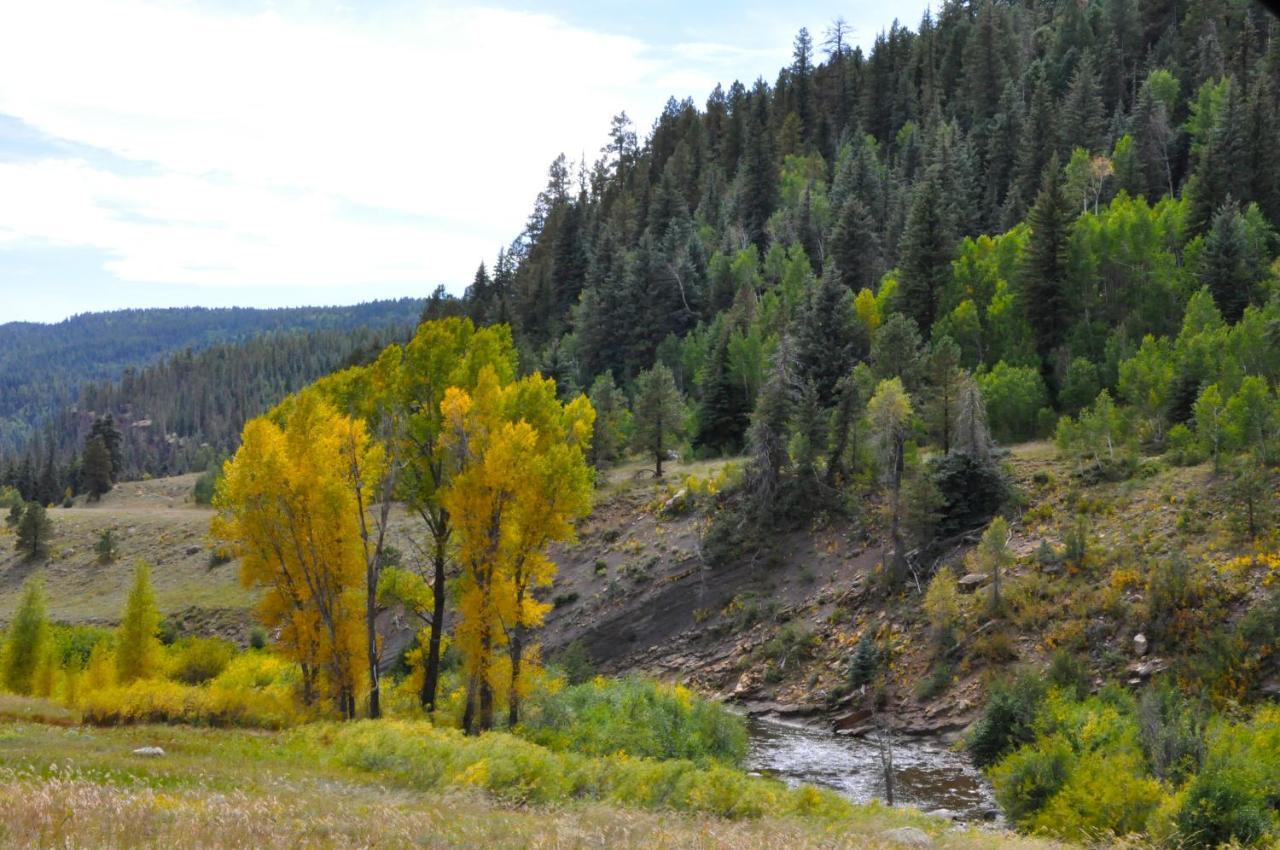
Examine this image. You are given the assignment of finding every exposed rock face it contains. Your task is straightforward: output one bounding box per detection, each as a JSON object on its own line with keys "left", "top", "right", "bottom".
{"left": 1133, "top": 633, "right": 1149, "bottom": 657}
{"left": 957, "top": 573, "right": 988, "bottom": 593}
{"left": 132, "top": 746, "right": 165, "bottom": 757}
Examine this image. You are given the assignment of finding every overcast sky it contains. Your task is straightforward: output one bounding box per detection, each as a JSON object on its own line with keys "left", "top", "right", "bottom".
{"left": 0, "top": 0, "right": 927, "bottom": 323}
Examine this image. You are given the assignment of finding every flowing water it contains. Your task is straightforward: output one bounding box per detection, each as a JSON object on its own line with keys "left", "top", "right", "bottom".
{"left": 744, "top": 716, "right": 1000, "bottom": 822}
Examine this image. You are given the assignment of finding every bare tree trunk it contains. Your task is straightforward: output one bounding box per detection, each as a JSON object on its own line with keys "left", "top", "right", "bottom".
{"left": 421, "top": 526, "right": 448, "bottom": 711}
{"left": 508, "top": 626, "right": 524, "bottom": 728}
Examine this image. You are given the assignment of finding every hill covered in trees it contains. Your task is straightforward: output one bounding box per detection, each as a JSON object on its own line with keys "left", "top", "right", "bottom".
{"left": 0, "top": 300, "right": 424, "bottom": 455}
{"left": 0, "top": 301, "right": 423, "bottom": 499}
{"left": 444, "top": 0, "right": 1278, "bottom": 450}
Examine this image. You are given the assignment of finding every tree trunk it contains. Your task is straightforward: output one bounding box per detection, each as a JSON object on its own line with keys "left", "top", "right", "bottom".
{"left": 366, "top": 559, "right": 381, "bottom": 719}
{"left": 421, "top": 519, "right": 448, "bottom": 712}
{"left": 508, "top": 626, "right": 524, "bottom": 728}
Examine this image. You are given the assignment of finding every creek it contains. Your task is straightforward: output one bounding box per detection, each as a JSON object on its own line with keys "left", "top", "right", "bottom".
{"left": 744, "top": 716, "right": 1000, "bottom": 822}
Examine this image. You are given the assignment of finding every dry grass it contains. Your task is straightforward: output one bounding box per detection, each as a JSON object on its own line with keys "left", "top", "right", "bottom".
{"left": 0, "top": 717, "right": 1065, "bottom": 850}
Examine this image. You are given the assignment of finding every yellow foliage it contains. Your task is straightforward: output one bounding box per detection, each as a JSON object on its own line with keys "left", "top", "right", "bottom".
{"left": 212, "top": 390, "right": 374, "bottom": 716}
{"left": 440, "top": 367, "right": 594, "bottom": 730}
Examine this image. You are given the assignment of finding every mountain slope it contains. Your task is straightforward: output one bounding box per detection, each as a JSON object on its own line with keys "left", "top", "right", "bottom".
{"left": 0, "top": 300, "right": 424, "bottom": 453}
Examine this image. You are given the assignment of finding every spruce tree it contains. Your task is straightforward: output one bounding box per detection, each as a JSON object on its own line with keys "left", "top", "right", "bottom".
{"left": 1060, "top": 51, "right": 1106, "bottom": 155}
{"left": 925, "top": 336, "right": 965, "bottom": 454}
{"left": 587, "top": 371, "right": 627, "bottom": 471}
{"left": 794, "top": 267, "right": 865, "bottom": 404}
{"left": 746, "top": 339, "right": 795, "bottom": 520}
{"left": 89, "top": 415, "right": 123, "bottom": 478}
{"left": 1199, "top": 200, "right": 1253, "bottom": 323}
{"left": 15, "top": 501, "right": 51, "bottom": 560}
{"left": 3, "top": 578, "right": 48, "bottom": 695}
{"left": 828, "top": 195, "right": 883, "bottom": 292}
{"left": 695, "top": 329, "right": 750, "bottom": 454}
{"left": 897, "top": 172, "right": 955, "bottom": 335}
{"left": 632, "top": 364, "right": 685, "bottom": 478}
{"left": 116, "top": 562, "right": 162, "bottom": 684}
{"left": 1022, "top": 154, "right": 1072, "bottom": 363}
{"left": 83, "top": 436, "right": 113, "bottom": 501}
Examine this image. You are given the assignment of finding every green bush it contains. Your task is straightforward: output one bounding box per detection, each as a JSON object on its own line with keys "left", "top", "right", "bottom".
{"left": 309, "top": 719, "right": 852, "bottom": 820}
{"left": 520, "top": 677, "right": 747, "bottom": 767}
{"left": 966, "top": 672, "right": 1046, "bottom": 767}
{"left": 170, "top": 636, "right": 236, "bottom": 684}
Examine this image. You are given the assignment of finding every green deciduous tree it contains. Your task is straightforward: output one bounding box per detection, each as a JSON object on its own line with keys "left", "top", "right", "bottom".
{"left": 116, "top": 562, "right": 162, "bottom": 684}
{"left": 3, "top": 578, "right": 48, "bottom": 695}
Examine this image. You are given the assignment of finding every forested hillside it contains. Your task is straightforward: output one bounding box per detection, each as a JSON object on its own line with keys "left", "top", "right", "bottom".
{"left": 0, "top": 300, "right": 423, "bottom": 454}
{"left": 446, "top": 0, "right": 1277, "bottom": 451}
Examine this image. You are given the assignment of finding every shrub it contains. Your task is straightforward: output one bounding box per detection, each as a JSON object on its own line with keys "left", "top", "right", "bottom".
{"left": 967, "top": 672, "right": 1046, "bottom": 767}
{"left": 1047, "top": 649, "right": 1090, "bottom": 700}
{"left": 2, "top": 578, "right": 49, "bottom": 695}
{"left": 928, "top": 452, "right": 1008, "bottom": 537}
{"left": 1030, "top": 750, "right": 1163, "bottom": 841}
{"left": 1145, "top": 556, "right": 1211, "bottom": 646}
{"left": 94, "top": 529, "right": 120, "bottom": 564}
{"left": 169, "top": 637, "right": 235, "bottom": 684}
{"left": 192, "top": 463, "right": 223, "bottom": 506}
{"left": 521, "top": 678, "right": 748, "bottom": 767}
{"left": 1137, "top": 682, "right": 1205, "bottom": 784}
{"left": 991, "top": 733, "right": 1073, "bottom": 826}
{"left": 548, "top": 640, "right": 594, "bottom": 685}
{"left": 308, "top": 719, "right": 852, "bottom": 820}
{"left": 847, "top": 630, "right": 881, "bottom": 689}
{"left": 80, "top": 678, "right": 297, "bottom": 729}
{"left": 248, "top": 627, "right": 268, "bottom": 650}
{"left": 923, "top": 566, "right": 962, "bottom": 647}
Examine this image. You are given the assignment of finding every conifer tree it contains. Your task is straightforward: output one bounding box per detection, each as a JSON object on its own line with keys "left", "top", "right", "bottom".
{"left": 794, "top": 267, "right": 865, "bottom": 404}
{"left": 116, "top": 561, "right": 162, "bottom": 684}
{"left": 1022, "top": 154, "right": 1072, "bottom": 363}
{"left": 925, "top": 336, "right": 964, "bottom": 454}
{"left": 695, "top": 329, "right": 750, "bottom": 454}
{"left": 15, "top": 501, "right": 51, "bottom": 560}
{"left": 632, "top": 364, "right": 685, "bottom": 478}
{"left": 588, "top": 371, "right": 627, "bottom": 470}
{"left": 746, "top": 339, "right": 795, "bottom": 519}
{"left": 897, "top": 172, "right": 955, "bottom": 334}
{"left": 83, "top": 436, "right": 113, "bottom": 501}
{"left": 1199, "top": 199, "right": 1254, "bottom": 323}
{"left": 828, "top": 196, "right": 883, "bottom": 292}
{"left": 3, "top": 578, "right": 48, "bottom": 695}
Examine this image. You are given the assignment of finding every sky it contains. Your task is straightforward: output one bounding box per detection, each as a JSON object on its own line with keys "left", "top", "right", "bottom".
{"left": 0, "top": 0, "right": 928, "bottom": 324}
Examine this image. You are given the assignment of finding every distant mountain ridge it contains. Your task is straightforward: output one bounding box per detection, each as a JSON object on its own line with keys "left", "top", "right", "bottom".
{"left": 0, "top": 299, "right": 425, "bottom": 455}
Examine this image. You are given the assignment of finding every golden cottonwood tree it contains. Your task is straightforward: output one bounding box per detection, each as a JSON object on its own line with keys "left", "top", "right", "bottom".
{"left": 440, "top": 367, "right": 593, "bottom": 732}
{"left": 212, "top": 391, "right": 379, "bottom": 718}
{"left": 357, "top": 318, "right": 518, "bottom": 713}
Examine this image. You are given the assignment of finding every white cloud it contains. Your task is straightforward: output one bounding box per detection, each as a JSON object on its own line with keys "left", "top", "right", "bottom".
{"left": 0, "top": 0, "right": 788, "bottom": 292}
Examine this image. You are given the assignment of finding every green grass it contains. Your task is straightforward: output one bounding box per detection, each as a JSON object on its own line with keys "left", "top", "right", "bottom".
{"left": 0, "top": 699, "right": 1068, "bottom": 849}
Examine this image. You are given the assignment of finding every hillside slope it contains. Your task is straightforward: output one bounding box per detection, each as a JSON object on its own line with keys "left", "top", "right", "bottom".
{"left": 0, "top": 299, "right": 424, "bottom": 454}
{"left": 3, "top": 441, "right": 1275, "bottom": 743}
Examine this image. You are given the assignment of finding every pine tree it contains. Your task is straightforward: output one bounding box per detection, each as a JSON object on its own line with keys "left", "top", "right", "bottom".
{"left": 587, "top": 371, "right": 627, "bottom": 471}
{"left": 695, "top": 329, "right": 750, "bottom": 454}
{"left": 632, "top": 364, "right": 685, "bottom": 478}
{"left": 746, "top": 339, "right": 795, "bottom": 520}
{"left": 1199, "top": 199, "right": 1254, "bottom": 323}
{"left": 1022, "top": 154, "right": 1072, "bottom": 363}
{"left": 925, "top": 336, "right": 964, "bottom": 454}
{"left": 89, "top": 415, "right": 123, "bottom": 478}
{"left": 1188, "top": 76, "right": 1249, "bottom": 236}
{"left": 2, "top": 578, "right": 48, "bottom": 695}
{"left": 83, "top": 436, "right": 113, "bottom": 501}
{"left": 15, "top": 501, "right": 51, "bottom": 560}
{"left": 1060, "top": 51, "right": 1106, "bottom": 155}
{"left": 115, "top": 561, "right": 162, "bottom": 684}
{"left": 828, "top": 195, "right": 883, "bottom": 292}
{"left": 897, "top": 171, "right": 955, "bottom": 335}
{"left": 794, "top": 267, "right": 865, "bottom": 403}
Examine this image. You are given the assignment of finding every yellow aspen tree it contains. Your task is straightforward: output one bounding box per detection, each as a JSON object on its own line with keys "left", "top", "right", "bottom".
{"left": 212, "top": 391, "right": 372, "bottom": 718}
{"left": 441, "top": 368, "right": 593, "bottom": 732}
{"left": 115, "top": 562, "right": 161, "bottom": 684}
